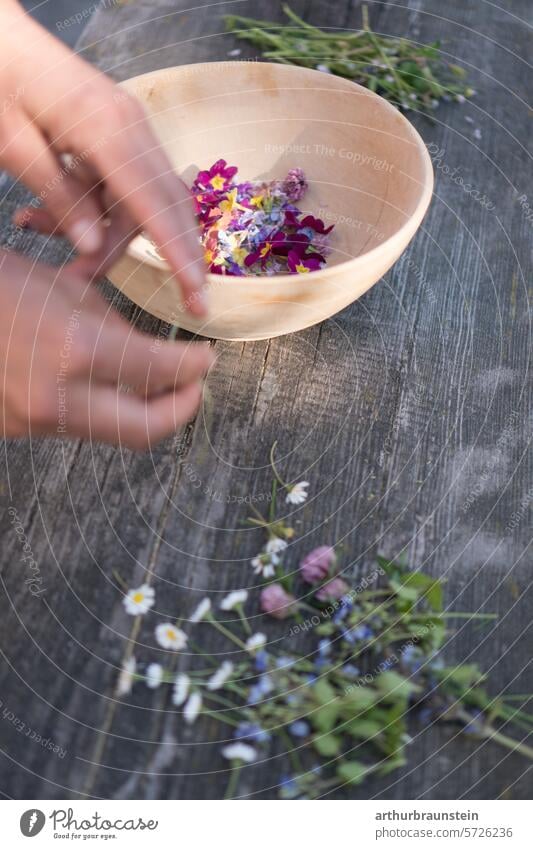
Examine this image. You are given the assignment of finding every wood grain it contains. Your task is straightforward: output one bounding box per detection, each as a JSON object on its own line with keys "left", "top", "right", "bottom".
{"left": 0, "top": 0, "right": 531, "bottom": 799}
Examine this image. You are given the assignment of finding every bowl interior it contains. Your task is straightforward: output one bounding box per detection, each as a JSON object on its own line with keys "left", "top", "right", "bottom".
{"left": 122, "top": 62, "right": 430, "bottom": 271}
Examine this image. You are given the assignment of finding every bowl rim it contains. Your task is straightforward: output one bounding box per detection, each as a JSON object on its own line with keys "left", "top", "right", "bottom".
{"left": 122, "top": 61, "right": 434, "bottom": 284}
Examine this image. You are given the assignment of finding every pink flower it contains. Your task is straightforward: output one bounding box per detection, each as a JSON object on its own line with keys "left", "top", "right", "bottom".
{"left": 287, "top": 250, "right": 323, "bottom": 274}
{"left": 260, "top": 584, "right": 297, "bottom": 619}
{"left": 300, "top": 546, "right": 336, "bottom": 584}
{"left": 300, "top": 214, "right": 335, "bottom": 235}
{"left": 194, "top": 159, "right": 238, "bottom": 192}
{"left": 282, "top": 168, "right": 308, "bottom": 201}
{"left": 315, "top": 577, "right": 350, "bottom": 602}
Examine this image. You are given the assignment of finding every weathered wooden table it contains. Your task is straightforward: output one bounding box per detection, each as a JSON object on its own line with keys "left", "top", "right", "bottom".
{"left": 0, "top": 0, "right": 531, "bottom": 800}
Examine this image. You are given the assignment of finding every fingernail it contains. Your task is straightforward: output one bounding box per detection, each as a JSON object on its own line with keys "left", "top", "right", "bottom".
{"left": 69, "top": 219, "right": 102, "bottom": 254}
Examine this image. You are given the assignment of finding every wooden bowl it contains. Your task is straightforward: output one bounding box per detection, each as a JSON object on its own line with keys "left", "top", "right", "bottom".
{"left": 108, "top": 62, "right": 433, "bottom": 340}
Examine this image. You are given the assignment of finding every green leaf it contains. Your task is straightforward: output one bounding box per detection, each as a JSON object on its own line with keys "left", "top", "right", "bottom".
{"left": 342, "top": 686, "right": 378, "bottom": 712}
{"left": 378, "top": 753, "right": 407, "bottom": 776}
{"left": 376, "top": 671, "right": 417, "bottom": 700}
{"left": 336, "top": 760, "right": 368, "bottom": 785}
{"left": 312, "top": 704, "right": 340, "bottom": 733}
{"left": 313, "top": 678, "right": 336, "bottom": 705}
{"left": 344, "top": 719, "right": 383, "bottom": 740}
{"left": 312, "top": 733, "right": 341, "bottom": 756}
{"left": 315, "top": 623, "right": 335, "bottom": 635}
{"left": 437, "top": 664, "right": 485, "bottom": 690}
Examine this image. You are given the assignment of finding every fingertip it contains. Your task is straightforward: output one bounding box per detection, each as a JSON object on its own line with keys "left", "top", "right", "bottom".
{"left": 69, "top": 218, "right": 104, "bottom": 255}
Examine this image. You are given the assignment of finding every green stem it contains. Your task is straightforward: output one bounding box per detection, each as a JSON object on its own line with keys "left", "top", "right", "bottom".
{"left": 112, "top": 570, "right": 128, "bottom": 591}
{"left": 208, "top": 615, "right": 247, "bottom": 650}
{"left": 224, "top": 764, "right": 242, "bottom": 799}
{"left": 237, "top": 605, "right": 252, "bottom": 635}
{"left": 482, "top": 727, "right": 533, "bottom": 760}
{"left": 270, "top": 440, "right": 289, "bottom": 489}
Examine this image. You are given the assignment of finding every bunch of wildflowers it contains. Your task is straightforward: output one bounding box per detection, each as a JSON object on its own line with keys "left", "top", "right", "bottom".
{"left": 225, "top": 5, "right": 474, "bottom": 114}
{"left": 116, "top": 448, "right": 533, "bottom": 798}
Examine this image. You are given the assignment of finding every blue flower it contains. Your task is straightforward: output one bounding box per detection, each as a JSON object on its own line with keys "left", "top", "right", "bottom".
{"left": 344, "top": 624, "right": 373, "bottom": 643}
{"left": 402, "top": 645, "right": 422, "bottom": 672}
{"left": 463, "top": 710, "right": 485, "bottom": 736}
{"left": 288, "top": 720, "right": 310, "bottom": 738}
{"left": 279, "top": 774, "right": 299, "bottom": 799}
{"left": 333, "top": 605, "right": 349, "bottom": 624}
{"left": 341, "top": 663, "right": 361, "bottom": 679}
{"left": 234, "top": 722, "right": 271, "bottom": 744}
{"left": 318, "top": 639, "right": 331, "bottom": 656}
{"left": 305, "top": 674, "right": 318, "bottom": 685}
{"left": 254, "top": 650, "right": 269, "bottom": 673}
{"left": 275, "top": 655, "right": 295, "bottom": 670}
{"left": 418, "top": 707, "right": 433, "bottom": 725}
{"left": 258, "top": 674, "right": 274, "bottom": 695}
{"left": 247, "top": 684, "right": 263, "bottom": 705}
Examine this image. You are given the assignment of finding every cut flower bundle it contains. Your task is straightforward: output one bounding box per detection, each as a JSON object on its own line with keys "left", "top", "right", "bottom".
{"left": 116, "top": 449, "right": 533, "bottom": 799}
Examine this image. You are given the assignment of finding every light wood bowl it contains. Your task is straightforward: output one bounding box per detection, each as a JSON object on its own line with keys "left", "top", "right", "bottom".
{"left": 108, "top": 62, "right": 433, "bottom": 340}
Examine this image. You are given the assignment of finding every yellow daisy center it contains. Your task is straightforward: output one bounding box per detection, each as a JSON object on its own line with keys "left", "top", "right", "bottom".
{"left": 166, "top": 628, "right": 176, "bottom": 640}
{"left": 132, "top": 592, "right": 144, "bottom": 603}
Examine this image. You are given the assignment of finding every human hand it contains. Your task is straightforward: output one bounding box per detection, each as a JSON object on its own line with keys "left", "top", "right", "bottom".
{"left": 0, "top": 251, "right": 213, "bottom": 448}
{"left": 0, "top": 1, "right": 207, "bottom": 315}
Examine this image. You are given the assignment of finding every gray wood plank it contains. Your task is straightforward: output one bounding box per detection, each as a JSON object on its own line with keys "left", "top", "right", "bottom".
{"left": 0, "top": 0, "right": 531, "bottom": 800}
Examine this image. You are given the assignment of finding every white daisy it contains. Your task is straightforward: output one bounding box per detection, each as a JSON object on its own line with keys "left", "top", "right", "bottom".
{"left": 155, "top": 623, "right": 188, "bottom": 651}
{"left": 251, "top": 554, "right": 276, "bottom": 579}
{"left": 221, "top": 742, "right": 257, "bottom": 763}
{"left": 172, "top": 673, "right": 190, "bottom": 706}
{"left": 190, "top": 597, "right": 211, "bottom": 623}
{"left": 220, "top": 589, "right": 248, "bottom": 611}
{"left": 266, "top": 537, "right": 287, "bottom": 555}
{"left": 145, "top": 662, "right": 163, "bottom": 689}
{"left": 245, "top": 633, "right": 267, "bottom": 653}
{"left": 183, "top": 691, "right": 202, "bottom": 724}
{"left": 207, "top": 661, "right": 234, "bottom": 691}
{"left": 123, "top": 584, "right": 155, "bottom": 616}
{"left": 117, "top": 656, "right": 136, "bottom": 696}
{"left": 285, "top": 481, "right": 309, "bottom": 505}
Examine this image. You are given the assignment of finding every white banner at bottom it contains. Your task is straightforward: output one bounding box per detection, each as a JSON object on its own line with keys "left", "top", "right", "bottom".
{"left": 2, "top": 799, "right": 531, "bottom": 848}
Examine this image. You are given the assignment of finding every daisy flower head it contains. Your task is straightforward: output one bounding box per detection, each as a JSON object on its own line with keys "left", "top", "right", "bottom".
{"left": 155, "top": 622, "right": 188, "bottom": 651}
{"left": 117, "top": 656, "right": 136, "bottom": 696}
{"left": 207, "top": 660, "right": 234, "bottom": 691}
{"left": 184, "top": 691, "right": 202, "bottom": 724}
{"left": 123, "top": 583, "right": 155, "bottom": 616}
{"left": 145, "top": 662, "right": 163, "bottom": 689}
{"left": 285, "top": 481, "right": 310, "bottom": 505}
{"left": 266, "top": 537, "right": 288, "bottom": 555}
{"left": 245, "top": 633, "right": 267, "bottom": 653}
{"left": 190, "top": 597, "right": 211, "bottom": 623}
{"left": 221, "top": 742, "right": 257, "bottom": 763}
{"left": 251, "top": 552, "right": 277, "bottom": 578}
{"left": 173, "top": 673, "right": 190, "bottom": 706}
{"left": 220, "top": 589, "right": 248, "bottom": 611}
